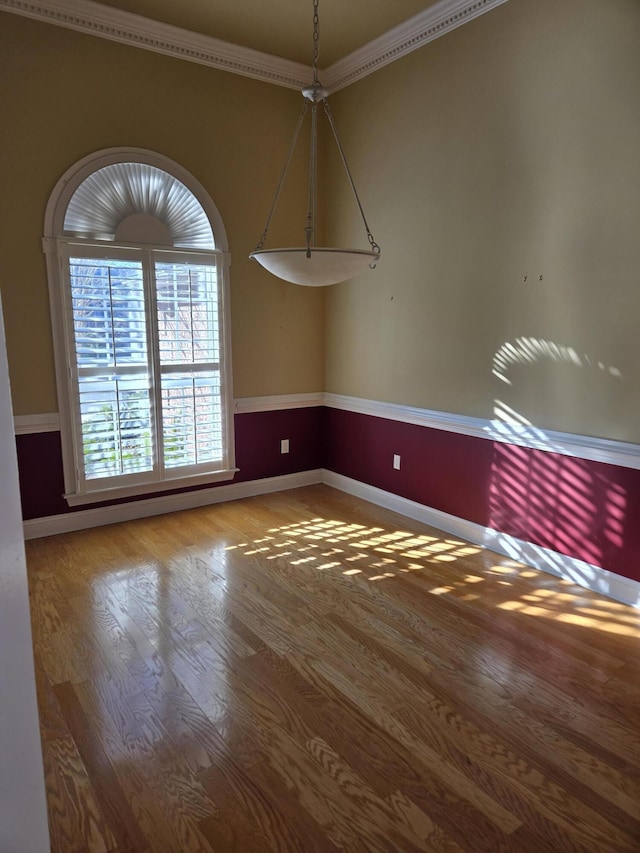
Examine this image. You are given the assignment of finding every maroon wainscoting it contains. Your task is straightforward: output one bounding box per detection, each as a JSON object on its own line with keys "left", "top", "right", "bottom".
{"left": 16, "top": 404, "right": 640, "bottom": 584}
{"left": 16, "top": 407, "right": 324, "bottom": 521}
{"left": 323, "top": 407, "right": 640, "bottom": 584}
{"left": 322, "top": 408, "right": 494, "bottom": 526}
{"left": 234, "top": 407, "right": 322, "bottom": 483}
{"left": 15, "top": 431, "right": 68, "bottom": 520}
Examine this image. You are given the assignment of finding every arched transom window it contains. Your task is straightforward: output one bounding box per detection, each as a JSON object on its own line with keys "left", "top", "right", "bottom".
{"left": 44, "top": 149, "right": 235, "bottom": 504}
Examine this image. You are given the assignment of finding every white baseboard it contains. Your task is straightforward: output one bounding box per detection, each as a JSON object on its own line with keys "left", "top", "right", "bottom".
{"left": 23, "top": 464, "right": 639, "bottom": 609}
{"left": 323, "top": 470, "right": 640, "bottom": 609}
{"left": 23, "top": 469, "right": 323, "bottom": 540}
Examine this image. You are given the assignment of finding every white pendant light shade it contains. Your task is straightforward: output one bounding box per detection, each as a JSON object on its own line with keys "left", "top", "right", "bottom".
{"left": 250, "top": 247, "right": 379, "bottom": 286}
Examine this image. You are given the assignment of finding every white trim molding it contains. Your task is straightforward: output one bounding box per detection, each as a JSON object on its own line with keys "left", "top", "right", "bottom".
{"left": 0, "top": 0, "right": 510, "bottom": 92}
{"left": 15, "top": 394, "right": 640, "bottom": 471}
{"left": 14, "top": 413, "right": 60, "bottom": 435}
{"left": 234, "top": 392, "right": 324, "bottom": 414}
{"left": 0, "top": 0, "right": 312, "bottom": 90}
{"left": 23, "top": 469, "right": 323, "bottom": 539}
{"left": 324, "top": 393, "right": 640, "bottom": 471}
{"left": 324, "top": 0, "right": 511, "bottom": 91}
{"left": 323, "top": 471, "right": 640, "bottom": 610}
{"left": 12, "top": 393, "right": 324, "bottom": 436}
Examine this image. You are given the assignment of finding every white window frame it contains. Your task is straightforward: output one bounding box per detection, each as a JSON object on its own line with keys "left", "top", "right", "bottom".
{"left": 44, "top": 148, "right": 236, "bottom": 506}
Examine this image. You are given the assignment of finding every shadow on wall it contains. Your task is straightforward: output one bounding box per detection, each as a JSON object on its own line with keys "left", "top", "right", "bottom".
{"left": 487, "top": 338, "right": 627, "bottom": 575}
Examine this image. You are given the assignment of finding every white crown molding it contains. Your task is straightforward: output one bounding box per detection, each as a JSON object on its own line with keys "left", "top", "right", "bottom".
{"left": 323, "top": 470, "right": 640, "bottom": 609}
{"left": 14, "top": 412, "right": 60, "bottom": 434}
{"left": 0, "top": 0, "right": 510, "bottom": 92}
{"left": 234, "top": 392, "right": 324, "bottom": 414}
{"left": 23, "top": 468, "right": 323, "bottom": 539}
{"left": 323, "top": 0, "right": 511, "bottom": 92}
{"left": 323, "top": 393, "right": 640, "bottom": 471}
{"left": 0, "top": 0, "right": 312, "bottom": 90}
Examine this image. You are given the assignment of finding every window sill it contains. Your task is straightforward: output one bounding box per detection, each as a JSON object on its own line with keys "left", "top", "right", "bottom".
{"left": 64, "top": 468, "right": 239, "bottom": 507}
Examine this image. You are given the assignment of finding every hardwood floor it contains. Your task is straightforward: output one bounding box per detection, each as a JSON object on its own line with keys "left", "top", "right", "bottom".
{"left": 26, "top": 484, "right": 640, "bottom": 852}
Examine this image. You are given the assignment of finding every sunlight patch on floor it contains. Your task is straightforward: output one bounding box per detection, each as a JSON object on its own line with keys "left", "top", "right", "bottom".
{"left": 219, "top": 512, "right": 639, "bottom": 638}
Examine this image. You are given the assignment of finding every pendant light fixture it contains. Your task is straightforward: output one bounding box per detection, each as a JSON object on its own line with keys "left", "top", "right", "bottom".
{"left": 249, "top": 0, "right": 380, "bottom": 286}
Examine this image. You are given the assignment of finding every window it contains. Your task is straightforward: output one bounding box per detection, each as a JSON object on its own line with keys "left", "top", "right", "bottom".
{"left": 44, "top": 149, "right": 235, "bottom": 505}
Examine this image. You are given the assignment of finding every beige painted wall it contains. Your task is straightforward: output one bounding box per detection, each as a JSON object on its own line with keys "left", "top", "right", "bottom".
{"left": 4, "top": 1, "right": 639, "bottom": 442}
{"left": 325, "top": 0, "right": 640, "bottom": 443}
{"left": 0, "top": 13, "right": 324, "bottom": 415}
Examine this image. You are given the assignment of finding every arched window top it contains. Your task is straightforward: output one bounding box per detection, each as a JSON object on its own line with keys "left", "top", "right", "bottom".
{"left": 45, "top": 148, "right": 228, "bottom": 251}
{"left": 43, "top": 148, "right": 234, "bottom": 505}
{"left": 63, "top": 162, "right": 215, "bottom": 248}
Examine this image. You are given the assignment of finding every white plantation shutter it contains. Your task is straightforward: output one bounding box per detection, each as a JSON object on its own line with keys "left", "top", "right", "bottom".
{"left": 46, "top": 150, "right": 235, "bottom": 504}
{"left": 61, "top": 245, "right": 231, "bottom": 495}
{"left": 69, "top": 253, "right": 154, "bottom": 482}
{"left": 155, "top": 257, "right": 223, "bottom": 469}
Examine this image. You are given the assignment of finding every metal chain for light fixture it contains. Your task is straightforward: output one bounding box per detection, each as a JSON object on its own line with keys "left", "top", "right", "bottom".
{"left": 312, "top": 0, "right": 320, "bottom": 84}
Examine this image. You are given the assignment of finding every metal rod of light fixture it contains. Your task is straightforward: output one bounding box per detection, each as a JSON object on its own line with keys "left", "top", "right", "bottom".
{"left": 254, "top": 101, "right": 308, "bottom": 252}
{"left": 323, "top": 100, "right": 380, "bottom": 257}
{"left": 306, "top": 101, "right": 318, "bottom": 257}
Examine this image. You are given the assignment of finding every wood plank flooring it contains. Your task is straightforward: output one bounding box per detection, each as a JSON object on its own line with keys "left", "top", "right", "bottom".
{"left": 26, "top": 484, "right": 640, "bottom": 852}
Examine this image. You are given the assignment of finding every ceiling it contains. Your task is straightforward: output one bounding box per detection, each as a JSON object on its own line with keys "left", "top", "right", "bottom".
{"left": 93, "top": 0, "right": 440, "bottom": 67}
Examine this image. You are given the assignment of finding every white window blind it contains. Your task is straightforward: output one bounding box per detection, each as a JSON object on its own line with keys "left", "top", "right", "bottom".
{"left": 70, "top": 255, "right": 153, "bottom": 481}
{"left": 62, "top": 244, "right": 231, "bottom": 496}
{"left": 155, "top": 258, "right": 223, "bottom": 470}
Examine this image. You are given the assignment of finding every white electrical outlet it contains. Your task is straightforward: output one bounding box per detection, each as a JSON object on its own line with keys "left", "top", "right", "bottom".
{"left": 281, "top": 439, "right": 290, "bottom": 454}
{"left": 393, "top": 454, "right": 401, "bottom": 470}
